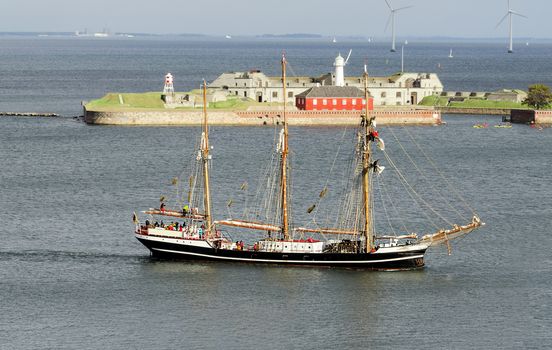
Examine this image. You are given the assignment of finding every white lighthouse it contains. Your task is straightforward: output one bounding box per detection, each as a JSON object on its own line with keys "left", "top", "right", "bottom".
{"left": 334, "top": 54, "right": 345, "bottom": 87}
{"left": 333, "top": 50, "right": 352, "bottom": 87}
{"left": 163, "top": 73, "right": 174, "bottom": 95}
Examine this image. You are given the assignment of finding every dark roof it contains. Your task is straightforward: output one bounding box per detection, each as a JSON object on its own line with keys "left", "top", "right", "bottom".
{"left": 296, "top": 86, "right": 365, "bottom": 98}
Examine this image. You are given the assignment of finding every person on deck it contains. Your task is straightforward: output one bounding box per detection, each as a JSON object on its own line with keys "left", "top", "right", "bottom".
{"left": 160, "top": 202, "right": 166, "bottom": 212}
{"left": 182, "top": 205, "right": 189, "bottom": 216}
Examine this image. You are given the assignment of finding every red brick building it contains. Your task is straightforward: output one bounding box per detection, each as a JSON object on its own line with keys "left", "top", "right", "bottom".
{"left": 295, "top": 86, "right": 373, "bottom": 111}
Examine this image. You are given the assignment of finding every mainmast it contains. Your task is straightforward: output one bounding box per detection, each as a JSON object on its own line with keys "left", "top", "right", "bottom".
{"left": 362, "top": 65, "right": 374, "bottom": 252}
{"left": 280, "top": 53, "right": 290, "bottom": 240}
{"left": 201, "top": 80, "right": 214, "bottom": 237}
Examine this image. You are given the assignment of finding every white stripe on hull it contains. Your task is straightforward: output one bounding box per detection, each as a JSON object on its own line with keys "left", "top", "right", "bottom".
{"left": 135, "top": 233, "right": 428, "bottom": 254}
{"left": 150, "top": 247, "right": 425, "bottom": 265}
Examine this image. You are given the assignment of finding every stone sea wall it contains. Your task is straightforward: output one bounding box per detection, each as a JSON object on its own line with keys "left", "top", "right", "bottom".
{"left": 83, "top": 108, "right": 441, "bottom": 126}
{"left": 437, "top": 107, "right": 511, "bottom": 115}
{"left": 535, "top": 110, "right": 552, "bottom": 124}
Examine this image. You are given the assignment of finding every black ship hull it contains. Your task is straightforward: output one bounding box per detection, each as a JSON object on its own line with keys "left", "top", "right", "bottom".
{"left": 136, "top": 235, "right": 426, "bottom": 269}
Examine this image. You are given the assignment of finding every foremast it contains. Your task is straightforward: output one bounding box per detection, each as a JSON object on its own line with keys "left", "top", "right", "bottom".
{"left": 362, "top": 65, "right": 374, "bottom": 253}
{"left": 280, "top": 53, "right": 290, "bottom": 241}
{"left": 201, "top": 80, "right": 214, "bottom": 237}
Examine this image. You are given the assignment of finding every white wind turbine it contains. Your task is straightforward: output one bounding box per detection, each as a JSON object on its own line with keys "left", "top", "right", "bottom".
{"left": 496, "top": 0, "right": 527, "bottom": 53}
{"left": 384, "top": 0, "right": 412, "bottom": 52}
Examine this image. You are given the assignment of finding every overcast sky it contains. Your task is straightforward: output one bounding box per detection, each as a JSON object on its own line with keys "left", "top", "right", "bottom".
{"left": 0, "top": 0, "right": 546, "bottom": 38}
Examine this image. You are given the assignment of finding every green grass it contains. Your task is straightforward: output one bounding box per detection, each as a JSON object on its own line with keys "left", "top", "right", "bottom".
{"left": 85, "top": 92, "right": 165, "bottom": 110}
{"left": 419, "top": 95, "right": 449, "bottom": 107}
{"left": 419, "top": 95, "right": 528, "bottom": 109}
{"left": 85, "top": 92, "right": 284, "bottom": 111}
{"left": 449, "top": 99, "right": 525, "bottom": 109}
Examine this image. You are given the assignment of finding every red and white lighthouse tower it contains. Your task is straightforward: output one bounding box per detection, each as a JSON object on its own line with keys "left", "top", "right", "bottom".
{"left": 163, "top": 73, "right": 174, "bottom": 95}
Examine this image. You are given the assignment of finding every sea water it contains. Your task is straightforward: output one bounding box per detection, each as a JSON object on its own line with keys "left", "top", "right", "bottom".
{"left": 0, "top": 37, "right": 551, "bottom": 349}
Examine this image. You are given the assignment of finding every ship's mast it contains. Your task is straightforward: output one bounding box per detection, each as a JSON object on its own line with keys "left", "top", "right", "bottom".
{"left": 202, "top": 80, "right": 214, "bottom": 237}
{"left": 280, "top": 54, "right": 290, "bottom": 241}
{"left": 362, "top": 66, "right": 374, "bottom": 252}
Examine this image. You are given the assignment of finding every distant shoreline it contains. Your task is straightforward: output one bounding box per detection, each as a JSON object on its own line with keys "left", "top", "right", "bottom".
{"left": 2, "top": 32, "right": 552, "bottom": 43}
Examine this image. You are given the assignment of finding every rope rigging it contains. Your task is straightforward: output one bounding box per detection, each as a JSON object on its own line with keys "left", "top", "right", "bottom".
{"left": 387, "top": 127, "right": 470, "bottom": 222}
{"left": 402, "top": 126, "right": 478, "bottom": 216}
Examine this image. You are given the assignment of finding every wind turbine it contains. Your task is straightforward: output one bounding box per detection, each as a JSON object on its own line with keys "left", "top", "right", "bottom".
{"left": 384, "top": 0, "right": 412, "bottom": 52}
{"left": 496, "top": 0, "right": 527, "bottom": 53}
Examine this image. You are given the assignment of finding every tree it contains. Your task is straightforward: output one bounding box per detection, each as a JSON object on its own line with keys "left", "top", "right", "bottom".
{"left": 523, "top": 84, "right": 552, "bottom": 110}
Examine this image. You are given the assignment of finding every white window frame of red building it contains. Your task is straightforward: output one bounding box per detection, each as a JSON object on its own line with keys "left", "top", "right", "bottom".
{"left": 352, "top": 99, "right": 357, "bottom": 105}
{"left": 342, "top": 99, "right": 347, "bottom": 105}
{"left": 313, "top": 99, "right": 317, "bottom": 105}
{"left": 332, "top": 99, "right": 337, "bottom": 105}
{"left": 323, "top": 99, "right": 327, "bottom": 105}
{"left": 362, "top": 99, "right": 366, "bottom": 105}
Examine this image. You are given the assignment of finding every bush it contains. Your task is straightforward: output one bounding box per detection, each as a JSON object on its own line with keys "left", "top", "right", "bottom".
{"left": 523, "top": 84, "right": 552, "bottom": 110}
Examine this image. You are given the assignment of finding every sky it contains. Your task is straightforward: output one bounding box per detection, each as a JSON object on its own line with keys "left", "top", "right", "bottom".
{"left": 0, "top": 0, "right": 548, "bottom": 38}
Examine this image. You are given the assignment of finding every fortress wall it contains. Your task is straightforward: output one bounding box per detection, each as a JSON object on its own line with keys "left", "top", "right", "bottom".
{"left": 84, "top": 108, "right": 441, "bottom": 126}
{"left": 437, "top": 107, "right": 511, "bottom": 115}
{"left": 535, "top": 110, "right": 552, "bottom": 124}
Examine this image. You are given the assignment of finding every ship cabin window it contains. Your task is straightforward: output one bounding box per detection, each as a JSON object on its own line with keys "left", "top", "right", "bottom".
{"left": 323, "top": 99, "right": 327, "bottom": 105}
{"left": 332, "top": 99, "right": 337, "bottom": 105}
{"left": 272, "top": 91, "right": 278, "bottom": 98}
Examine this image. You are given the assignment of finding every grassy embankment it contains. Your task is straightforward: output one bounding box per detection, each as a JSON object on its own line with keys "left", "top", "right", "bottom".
{"left": 419, "top": 95, "right": 528, "bottom": 109}
{"left": 85, "top": 92, "right": 282, "bottom": 111}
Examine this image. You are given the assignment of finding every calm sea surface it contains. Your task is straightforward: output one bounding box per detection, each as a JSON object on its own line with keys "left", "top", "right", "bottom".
{"left": 0, "top": 37, "right": 551, "bottom": 349}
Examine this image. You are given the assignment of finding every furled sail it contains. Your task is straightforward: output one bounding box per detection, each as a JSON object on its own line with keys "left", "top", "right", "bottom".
{"left": 144, "top": 208, "right": 205, "bottom": 220}
{"left": 419, "top": 216, "right": 484, "bottom": 246}
{"left": 294, "top": 227, "right": 358, "bottom": 235}
{"left": 215, "top": 219, "right": 281, "bottom": 232}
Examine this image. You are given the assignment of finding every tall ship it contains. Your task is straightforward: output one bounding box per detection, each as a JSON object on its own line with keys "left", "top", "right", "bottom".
{"left": 133, "top": 55, "right": 483, "bottom": 269}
